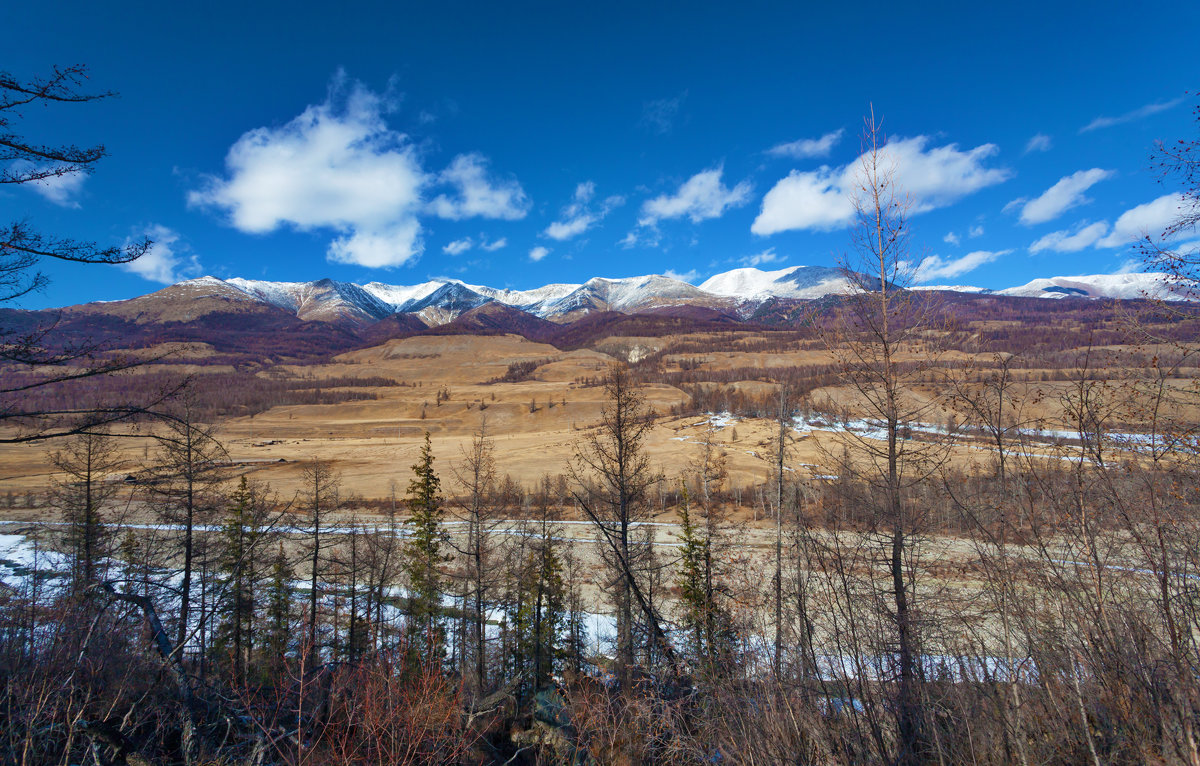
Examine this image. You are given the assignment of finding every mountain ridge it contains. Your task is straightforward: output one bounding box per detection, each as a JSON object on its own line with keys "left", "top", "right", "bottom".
{"left": 70, "top": 266, "right": 1191, "bottom": 329}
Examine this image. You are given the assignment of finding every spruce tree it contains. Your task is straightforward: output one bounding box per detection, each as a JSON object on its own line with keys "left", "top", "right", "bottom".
{"left": 264, "top": 542, "right": 294, "bottom": 679}
{"left": 214, "top": 477, "right": 265, "bottom": 683}
{"left": 402, "top": 432, "right": 447, "bottom": 665}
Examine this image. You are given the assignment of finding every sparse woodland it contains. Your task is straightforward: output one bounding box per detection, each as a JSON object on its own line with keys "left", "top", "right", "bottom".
{"left": 5, "top": 77, "right": 1200, "bottom": 764}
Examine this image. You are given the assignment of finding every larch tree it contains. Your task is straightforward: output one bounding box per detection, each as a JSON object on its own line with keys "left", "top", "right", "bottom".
{"left": 816, "top": 107, "right": 951, "bottom": 764}
{"left": 571, "top": 364, "right": 674, "bottom": 687}
{"left": 448, "top": 419, "right": 504, "bottom": 694}
{"left": 1, "top": 65, "right": 157, "bottom": 443}
{"left": 145, "top": 396, "right": 227, "bottom": 652}
{"left": 48, "top": 430, "right": 126, "bottom": 593}
{"left": 299, "top": 459, "right": 341, "bottom": 658}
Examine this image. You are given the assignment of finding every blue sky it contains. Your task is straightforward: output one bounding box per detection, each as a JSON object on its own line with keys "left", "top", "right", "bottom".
{"left": 5, "top": 1, "right": 1197, "bottom": 308}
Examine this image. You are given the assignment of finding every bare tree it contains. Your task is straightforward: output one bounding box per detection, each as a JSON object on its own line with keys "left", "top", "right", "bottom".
{"left": 448, "top": 418, "right": 505, "bottom": 694}
{"left": 48, "top": 430, "right": 126, "bottom": 592}
{"left": 0, "top": 66, "right": 157, "bottom": 443}
{"left": 813, "top": 107, "right": 952, "bottom": 764}
{"left": 1139, "top": 97, "right": 1199, "bottom": 302}
{"left": 144, "top": 397, "right": 227, "bottom": 652}
{"left": 571, "top": 364, "right": 674, "bottom": 687}
{"left": 299, "top": 459, "right": 341, "bottom": 658}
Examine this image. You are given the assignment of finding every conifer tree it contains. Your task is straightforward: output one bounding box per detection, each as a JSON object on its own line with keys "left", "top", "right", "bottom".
{"left": 676, "top": 484, "right": 708, "bottom": 663}
{"left": 515, "top": 542, "right": 566, "bottom": 696}
{"left": 264, "top": 541, "right": 294, "bottom": 678}
{"left": 402, "top": 432, "right": 447, "bottom": 664}
{"left": 213, "top": 477, "right": 270, "bottom": 683}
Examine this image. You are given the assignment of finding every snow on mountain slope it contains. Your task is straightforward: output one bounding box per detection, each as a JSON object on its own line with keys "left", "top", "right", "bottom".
{"left": 699, "top": 265, "right": 857, "bottom": 300}
{"left": 361, "top": 280, "right": 445, "bottom": 309}
{"left": 226, "top": 277, "right": 392, "bottom": 323}
{"left": 996, "top": 273, "right": 1185, "bottom": 301}
{"left": 134, "top": 267, "right": 1197, "bottom": 331}
{"left": 540, "top": 274, "right": 724, "bottom": 319}
{"left": 456, "top": 280, "right": 581, "bottom": 313}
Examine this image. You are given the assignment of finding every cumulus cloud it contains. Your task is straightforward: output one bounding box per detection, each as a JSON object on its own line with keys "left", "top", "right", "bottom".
{"left": 480, "top": 236, "right": 507, "bottom": 251}
{"left": 639, "top": 167, "right": 752, "bottom": 227}
{"left": 189, "top": 72, "right": 527, "bottom": 269}
{"left": 1014, "top": 168, "right": 1114, "bottom": 225}
{"left": 910, "top": 249, "right": 1008, "bottom": 282}
{"left": 944, "top": 232, "right": 960, "bottom": 246}
{"left": 752, "top": 135, "right": 1011, "bottom": 235}
{"left": 969, "top": 224, "right": 984, "bottom": 238}
{"left": 1024, "top": 134, "right": 1053, "bottom": 154}
{"left": 121, "top": 225, "right": 200, "bottom": 284}
{"left": 741, "top": 247, "right": 782, "bottom": 267}
{"left": 528, "top": 245, "right": 550, "bottom": 262}
{"left": 751, "top": 167, "right": 852, "bottom": 234}
{"left": 188, "top": 74, "right": 426, "bottom": 268}
{"left": 15, "top": 161, "right": 88, "bottom": 207}
{"left": 1081, "top": 96, "right": 1186, "bottom": 133}
{"left": 1029, "top": 222, "right": 1109, "bottom": 253}
{"left": 663, "top": 268, "right": 700, "bottom": 283}
{"left": 429, "top": 153, "right": 530, "bottom": 221}
{"left": 640, "top": 91, "right": 687, "bottom": 135}
{"left": 1097, "top": 193, "right": 1184, "bottom": 248}
{"left": 767, "top": 129, "right": 844, "bottom": 159}
{"left": 1027, "top": 194, "right": 1185, "bottom": 254}
{"left": 544, "top": 181, "right": 624, "bottom": 240}
{"left": 443, "top": 237, "right": 473, "bottom": 255}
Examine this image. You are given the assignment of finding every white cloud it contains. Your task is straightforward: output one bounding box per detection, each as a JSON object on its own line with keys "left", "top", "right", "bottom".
{"left": 327, "top": 222, "right": 423, "bottom": 268}
{"left": 1024, "top": 134, "right": 1052, "bottom": 154}
{"left": 663, "top": 268, "right": 700, "bottom": 283}
{"left": 188, "top": 73, "right": 427, "bottom": 268}
{"left": 751, "top": 167, "right": 852, "bottom": 234}
{"left": 943, "top": 232, "right": 960, "bottom": 246}
{"left": 1097, "top": 193, "right": 1184, "bottom": 248}
{"left": 1015, "top": 168, "right": 1114, "bottom": 225}
{"left": 640, "top": 167, "right": 752, "bottom": 227}
{"left": 544, "top": 181, "right": 624, "bottom": 240}
{"left": 968, "top": 224, "right": 984, "bottom": 238}
{"left": 1030, "top": 221, "right": 1109, "bottom": 253}
{"left": 741, "top": 247, "right": 782, "bottom": 267}
{"left": 911, "top": 249, "right": 1008, "bottom": 282}
{"left": 528, "top": 245, "right": 550, "bottom": 262}
{"left": 188, "top": 73, "right": 529, "bottom": 269}
{"left": 480, "top": 236, "right": 507, "bottom": 251}
{"left": 121, "top": 225, "right": 200, "bottom": 284}
{"left": 17, "top": 162, "right": 88, "bottom": 207}
{"left": 1081, "top": 96, "right": 1186, "bottom": 133}
{"left": 429, "top": 153, "right": 530, "bottom": 221}
{"left": 752, "top": 135, "right": 1011, "bottom": 235}
{"left": 443, "top": 237, "right": 473, "bottom": 255}
{"left": 1028, "top": 195, "right": 1187, "bottom": 254}
{"left": 767, "top": 129, "right": 844, "bottom": 159}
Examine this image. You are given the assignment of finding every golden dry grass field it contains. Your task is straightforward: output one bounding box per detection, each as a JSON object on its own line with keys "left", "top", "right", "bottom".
{"left": 1, "top": 330, "right": 1191, "bottom": 506}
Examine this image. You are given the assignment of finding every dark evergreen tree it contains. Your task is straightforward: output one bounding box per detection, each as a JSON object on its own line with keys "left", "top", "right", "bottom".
{"left": 402, "top": 432, "right": 447, "bottom": 665}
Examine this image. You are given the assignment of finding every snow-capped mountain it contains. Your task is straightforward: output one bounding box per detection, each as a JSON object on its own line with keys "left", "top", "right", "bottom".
{"left": 994, "top": 273, "right": 1189, "bottom": 301}
{"left": 699, "top": 265, "right": 861, "bottom": 300}
{"left": 540, "top": 275, "right": 731, "bottom": 319}
{"left": 100, "top": 267, "right": 1191, "bottom": 329}
{"left": 226, "top": 277, "right": 393, "bottom": 324}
